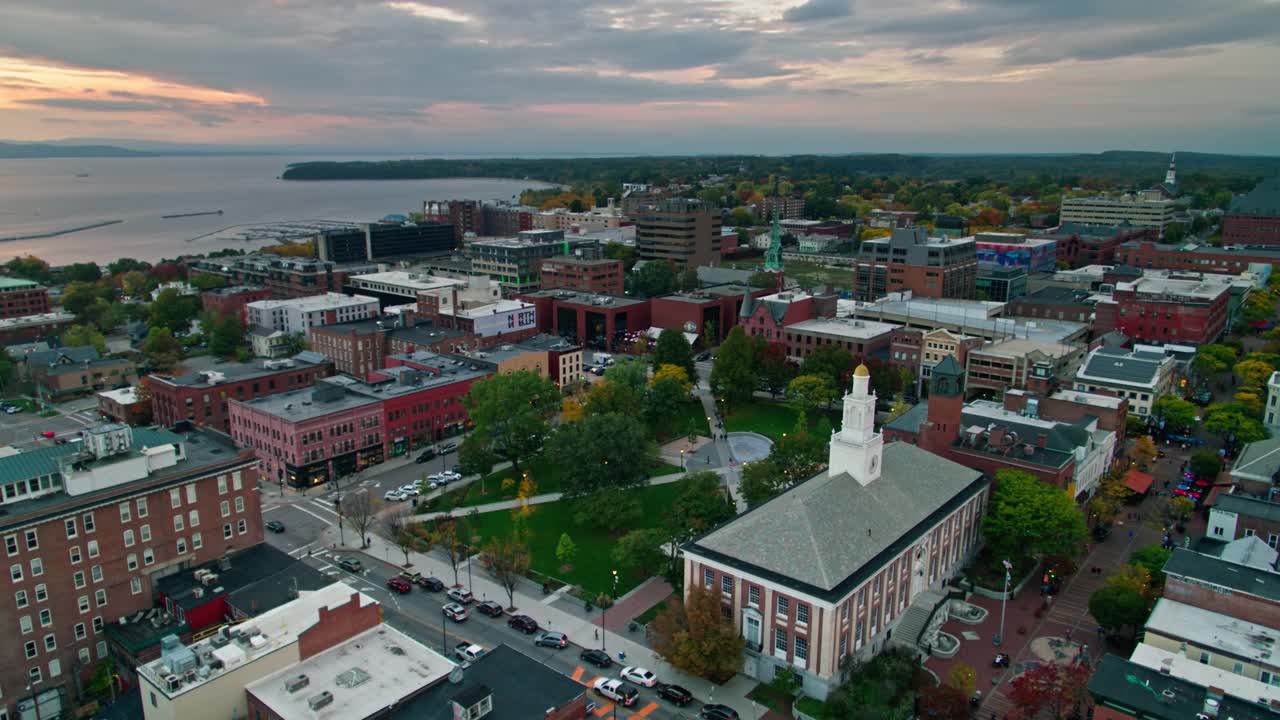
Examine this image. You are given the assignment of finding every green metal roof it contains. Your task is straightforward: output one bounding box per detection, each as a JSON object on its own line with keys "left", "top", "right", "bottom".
{"left": 0, "top": 277, "right": 40, "bottom": 289}
{"left": 0, "top": 445, "right": 79, "bottom": 485}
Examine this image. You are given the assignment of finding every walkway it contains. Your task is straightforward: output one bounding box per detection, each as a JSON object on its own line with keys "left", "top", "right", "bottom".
{"left": 603, "top": 577, "right": 674, "bottom": 633}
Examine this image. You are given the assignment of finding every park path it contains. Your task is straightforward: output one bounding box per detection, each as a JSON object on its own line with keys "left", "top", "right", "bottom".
{"left": 604, "top": 576, "right": 675, "bottom": 632}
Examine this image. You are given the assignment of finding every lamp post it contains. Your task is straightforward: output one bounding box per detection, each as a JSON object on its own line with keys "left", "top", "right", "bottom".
{"left": 601, "top": 569, "right": 618, "bottom": 651}
{"left": 441, "top": 605, "right": 448, "bottom": 653}
{"left": 994, "top": 559, "right": 1012, "bottom": 647}
{"left": 680, "top": 449, "right": 686, "bottom": 470}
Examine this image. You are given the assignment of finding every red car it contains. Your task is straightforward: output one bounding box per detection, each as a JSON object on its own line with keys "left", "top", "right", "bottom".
{"left": 386, "top": 577, "right": 413, "bottom": 594}
{"left": 40, "top": 431, "right": 56, "bottom": 438}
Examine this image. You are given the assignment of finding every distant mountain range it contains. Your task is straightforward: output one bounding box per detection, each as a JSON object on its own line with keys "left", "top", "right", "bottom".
{"left": 0, "top": 141, "right": 159, "bottom": 158}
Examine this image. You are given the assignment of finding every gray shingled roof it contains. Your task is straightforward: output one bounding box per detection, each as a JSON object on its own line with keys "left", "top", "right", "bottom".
{"left": 1215, "top": 493, "right": 1280, "bottom": 523}
{"left": 1163, "top": 547, "right": 1280, "bottom": 602}
{"left": 1078, "top": 348, "right": 1167, "bottom": 386}
{"left": 1232, "top": 437, "right": 1280, "bottom": 482}
{"left": 884, "top": 401, "right": 929, "bottom": 434}
{"left": 24, "top": 346, "right": 100, "bottom": 366}
{"left": 690, "top": 442, "right": 984, "bottom": 593}
{"left": 1228, "top": 177, "right": 1280, "bottom": 217}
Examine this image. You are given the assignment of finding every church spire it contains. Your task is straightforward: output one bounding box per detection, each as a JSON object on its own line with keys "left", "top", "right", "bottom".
{"left": 1165, "top": 152, "right": 1177, "bottom": 187}
{"left": 829, "top": 362, "right": 883, "bottom": 486}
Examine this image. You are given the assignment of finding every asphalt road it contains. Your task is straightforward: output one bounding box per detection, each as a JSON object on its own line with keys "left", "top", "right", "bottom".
{"left": 284, "top": 545, "right": 706, "bottom": 720}
{"left": 0, "top": 405, "right": 107, "bottom": 447}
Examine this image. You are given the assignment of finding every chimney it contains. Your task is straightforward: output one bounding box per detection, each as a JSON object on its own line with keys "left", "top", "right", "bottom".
{"left": 402, "top": 310, "right": 416, "bottom": 329}
{"left": 1036, "top": 433, "right": 1047, "bottom": 448}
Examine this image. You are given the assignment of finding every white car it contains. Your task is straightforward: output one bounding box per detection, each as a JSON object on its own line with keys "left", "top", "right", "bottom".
{"left": 427, "top": 473, "right": 450, "bottom": 489}
{"left": 399, "top": 484, "right": 420, "bottom": 496}
{"left": 383, "top": 490, "right": 406, "bottom": 502}
{"left": 620, "top": 666, "right": 657, "bottom": 688}
{"left": 440, "top": 471, "right": 461, "bottom": 482}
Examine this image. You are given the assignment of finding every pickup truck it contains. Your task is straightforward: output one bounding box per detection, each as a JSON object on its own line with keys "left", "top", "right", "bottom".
{"left": 454, "top": 642, "right": 485, "bottom": 663}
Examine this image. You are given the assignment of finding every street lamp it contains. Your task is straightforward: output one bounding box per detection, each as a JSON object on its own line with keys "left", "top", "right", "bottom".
{"left": 601, "top": 569, "right": 618, "bottom": 651}
{"left": 680, "top": 449, "right": 686, "bottom": 470}
{"left": 994, "top": 559, "right": 1012, "bottom": 647}
{"left": 441, "top": 605, "right": 448, "bottom": 653}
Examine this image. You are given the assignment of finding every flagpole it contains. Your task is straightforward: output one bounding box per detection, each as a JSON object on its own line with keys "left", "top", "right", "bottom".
{"left": 995, "top": 559, "right": 1012, "bottom": 647}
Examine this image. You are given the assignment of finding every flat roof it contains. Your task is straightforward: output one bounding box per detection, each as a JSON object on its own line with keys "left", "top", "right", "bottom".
{"left": 1050, "top": 389, "right": 1126, "bottom": 409}
{"left": 98, "top": 386, "right": 140, "bottom": 405}
{"left": 1130, "top": 643, "right": 1280, "bottom": 706}
{"left": 353, "top": 364, "right": 487, "bottom": 397}
{"left": 248, "top": 623, "right": 453, "bottom": 720}
{"left": 156, "top": 544, "right": 318, "bottom": 611}
{"left": 1117, "top": 274, "right": 1234, "bottom": 301}
{"left": 1145, "top": 598, "right": 1280, "bottom": 668}
{"left": 154, "top": 355, "right": 327, "bottom": 388}
{"left": 787, "top": 317, "right": 899, "bottom": 340}
{"left": 390, "top": 644, "right": 587, "bottom": 720}
{"left": 453, "top": 298, "right": 531, "bottom": 320}
{"left": 347, "top": 270, "right": 463, "bottom": 293}
{"left": 0, "top": 311, "right": 74, "bottom": 329}
{"left": 519, "top": 288, "right": 647, "bottom": 308}
{"left": 237, "top": 381, "right": 380, "bottom": 421}
{"left": 0, "top": 277, "right": 41, "bottom": 289}
{"left": 1088, "top": 653, "right": 1276, "bottom": 720}
{"left": 658, "top": 284, "right": 753, "bottom": 303}
{"left": 247, "top": 292, "right": 379, "bottom": 312}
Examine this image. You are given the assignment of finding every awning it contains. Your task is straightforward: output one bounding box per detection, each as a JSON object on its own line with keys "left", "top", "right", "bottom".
{"left": 1123, "top": 468, "right": 1154, "bottom": 494}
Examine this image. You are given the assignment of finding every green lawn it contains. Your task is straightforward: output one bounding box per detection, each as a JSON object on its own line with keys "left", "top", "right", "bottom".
{"left": 442, "top": 455, "right": 681, "bottom": 509}
{"left": 651, "top": 400, "right": 712, "bottom": 443}
{"left": 632, "top": 597, "right": 673, "bottom": 625}
{"left": 453, "top": 479, "right": 692, "bottom": 597}
{"left": 723, "top": 400, "right": 839, "bottom": 441}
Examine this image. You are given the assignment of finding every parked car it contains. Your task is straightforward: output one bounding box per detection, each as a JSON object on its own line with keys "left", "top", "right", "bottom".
{"left": 447, "top": 588, "right": 474, "bottom": 604}
{"left": 440, "top": 471, "right": 462, "bottom": 482}
{"left": 656, "top": 683, "right": 693, "bottom": 706}
{"left": 417, "top": 576, "right": 445, "bottom": 592}
{"left": 439, "top": 442, "right": 458, "bottom": 454}
{"left": 579, "top": 648, "right": 613, "bottom": 669}
{"left": 399, "top": 484, "right": 421, "bottom": 496}
{"left": 40, "top": 431, "right": 55, "bottom": 438}
{"left": 386, "top": 577, "right": 413, "bottom": 594}
{"left": 383, "top": 490, "right": 406, "bottom": 502}
{"left": 695, "top": 351, "right": 711, "bottom": 361}
{"left": 454, "top": 642, "right": 485, "bottom": 662}
{"left": 265, "top": 520, "right": 285, "bottom": 533}
{"left": 415, "top": 450, "right": 436, "bottom": 463}
{"left": 476, "top": 601, "right": 503, "bottom": 617}
{"left": 399, "top": 570, "right": 424, "bottom": 584}
{"left": 442, "top": 603, "right": 468, "bottom": 622}
{"left": 620, "top": 667, "right": 657, "bottom": 688}
{"left": 427, "top": 473, "right": 450, "bottom": 489}
{"left": 336, "top": 557, "right": 362, "bottom": 573}
{"left": 592, "top": 679, "right": 638, "bottom": 707}
{"left": 534, "top": 631, "right": 568, "bottom": 649}
{"left": 507, "top": 614, "right": 538, "bottom": 634}
{"left": 700, "top": 704, "right": 740, "bottom": 720}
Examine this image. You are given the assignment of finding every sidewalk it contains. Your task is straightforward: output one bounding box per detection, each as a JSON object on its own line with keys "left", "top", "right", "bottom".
{"left": 324, "top": 525, "right": 760, "bottom": 717}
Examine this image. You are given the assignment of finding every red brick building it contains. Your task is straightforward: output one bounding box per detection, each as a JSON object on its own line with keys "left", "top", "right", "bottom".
{"left": 1114, "top": 239, "right": 1280, "bottom": 273}
{"left": 1093, "top": 273, "right": 1232, "bottom": 345}
{"left": 537, "top": 256, "right": 625, "bottom": 295}
{"left": 149, "top": 355, "right": 333, "bottom": 432}
{"left": 782, "top": 317, "right": 898, "bottom": 363}
{"left": 200, "top": 285, "right": 273, "bottom": 322}
{"left": 0, "top": 311, "right": 75, "bottom": 345}
{"left": 308, "top": 317, "right": 477, "bottom": 378}
{"left": 887, "top": 328, "right": 923, "bottom": 377}
{"left": 738, "top": 289, "right": 834, "bottom": 345}
{"left": 1033, "top": 223, "right": 1157, "bottom": 268}
{"left": 187, "top": 255, "right": 375, "bottom": 299}
{"left": 1222, "top": 177, "right": 1280, "bottom": 246}
{"left": 853, "top": 228, "right": 977, "bottom": 301}
{"left": 650, "top": 285, "right": 765, "bottom": 344}
{"left": 0, "top": 424, "right": 260, "bottom": 718}
{"left": 518, "top": 289, "right": 651, "bottom": 349}
{"left": 0, "top": 278, "right": 50, "bottom": 319}
{"left": 1004, "top": 286, "right": 1095, "bottom": 323}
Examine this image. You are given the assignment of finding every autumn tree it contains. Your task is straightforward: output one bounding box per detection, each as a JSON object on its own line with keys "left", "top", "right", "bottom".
{"left": 1007, "top": 661, "right": 1091, "bottom": 720}
{"left": 651, "top": 585, "right": 745, "bottom": 681}
{"left": 1129, "top": 545, "right": 1173, "bottom": 588}
{"left": 481, "top": 530, "right": 531, "bottom": 610}
{"left": 463, "top": 370, "right": 560, "bottom": 471}
{"left": 646, "top": 364, "right": 692, "bottom": 425}
{"left": 142, "top": 327, "right": 183, "bottom": 372}
{"left": 886, "top": 395, "right": 911, "bottom": 422}
{"left": 1235, "top": 357, "right": 1276, "bottom": 390}
{"left": 948, "top": 662, "right": 977, "bottom": 698}
{"left": 1129, "top": 435, "right": 1157, "bottom": 469}
{"left": 338, "top": 491, "right": 379, "bottom": 548}
{"left": 755, "top": 342, "right": 794, "bottom": 397}
{"left": 62, "top": 324, "right": 107, "bottom": 354}
{"left": 787, "top": 374, "right": 836, "bottom": 417}
{"left": 380, "top": 504, "right": 417, "bottom": 566}
{"left": 1193, "top": 344, "right": 1237, "bottom": 377}
{"left": 433, "top": 517, "right": 469, "bottom": 587}
{"left": 918, "top": 684, "right": 969, "bottom": 720}
{"left": 984, "top": 469, "right": 1087, "bottom": 560}
{"left": 799, "top": 344, "right": 854, "bottom": 388}
{"left": 1204, "top": 403, "right": 1269, "bottom": 442}
{"left": 1151, "top": 394, "right": 1197, "bottom": 431}
{"left": 560, "top": 395, "right": 585, "bottom": 423}
{"left": 612, "top": 528, "right": 667, "bottom": 576}
{"left": 585, "top": 378, "right": 643, "bottom": 418}
{"left": 652, "top": 328, "right": 696, "bottom": 380}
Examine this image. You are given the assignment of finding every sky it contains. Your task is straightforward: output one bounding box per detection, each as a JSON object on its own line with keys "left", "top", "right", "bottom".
{"left": 1, "top": 0, "right": 1279, "bottom": 155}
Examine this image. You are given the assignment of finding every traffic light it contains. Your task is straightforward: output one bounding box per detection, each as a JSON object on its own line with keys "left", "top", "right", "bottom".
{"left": 1180, "top": 378, "right": 1187, "bottom": 388}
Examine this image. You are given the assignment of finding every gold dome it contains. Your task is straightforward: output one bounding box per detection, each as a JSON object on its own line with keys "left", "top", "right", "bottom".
{"left": 853, "top": 363, "right": 870, "bottom": 377}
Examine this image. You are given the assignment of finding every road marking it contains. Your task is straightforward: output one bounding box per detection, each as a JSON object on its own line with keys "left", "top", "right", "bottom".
{"left": 592, "top": 702, "right": 614, "bottom": 717}
{"left": 262, "top": 505, "right": 282, "bottom": 513}
{"left": 571, "top": 667, "right": 584, "bottom": 682}
{"left": 308, "top": 498, "right": 341, "bottom": 516}
{"left": 633, "top": 702, "right": 658, "bottom": 717}
{"left": 287, "top": 543, "right": 315, "bottom": 557}
{"left": 292, "top": 504, "right": 335, "bottom": 525}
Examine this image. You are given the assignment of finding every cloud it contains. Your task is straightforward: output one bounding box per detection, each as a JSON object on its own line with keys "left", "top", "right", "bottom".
{"left": 783, "top": 0, "right": 853, "bottom": 23}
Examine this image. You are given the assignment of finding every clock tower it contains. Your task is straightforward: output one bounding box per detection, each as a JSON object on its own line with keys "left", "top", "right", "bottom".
{"left": 829, "top": 363, "right": 883, "bottom": 486}
{"left": 920, "top": 356, "right": 965, "bottom": 455}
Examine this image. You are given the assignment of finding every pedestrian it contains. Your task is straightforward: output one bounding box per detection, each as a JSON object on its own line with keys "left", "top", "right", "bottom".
{"left": 594, "top": 629, "right": 599, "bottom": 640}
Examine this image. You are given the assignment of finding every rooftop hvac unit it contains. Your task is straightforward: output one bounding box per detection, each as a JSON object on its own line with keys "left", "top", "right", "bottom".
{"left": 285, "top": 674, "right": 310, "bottom": 693}
{"left": 307, "top": 691, "right": 334, "bottom": 711}
{"left": 165, "top": 674, "right": 182, "bottom": 693}
{"left": 201, "top": 573, "right": 219, "bottom": 587}
{"left": 192, "top": 587, "right": 204, "bottom": 599}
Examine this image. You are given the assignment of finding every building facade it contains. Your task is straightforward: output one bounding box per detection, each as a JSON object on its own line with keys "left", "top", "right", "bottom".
{"left": 246, "top": 293, "right": 380, "bottom": 336}
{"left": 200, "top": 286, "right": 273, "bottom": 323}
{"left": 517, "top": 290, "right": 651, "bottom": 349}
{"left": 1222, "top": 177, "right": 1280, "bottom": 246}
{"left": 782, "top": 317, "right": 898, "bottom": 363}
{"left": 1114, "top": 239, "right": 1280, "bottom": 274}
{"left": 148, "top": 356, "right": 333, "bottom": 432}
{"left": 649, "top": 285, "right": 761, "bottom": 345}
{"left": 975, "top": 264, "right": 1027, "bottom": 303}
{"left": 853, "top": 228, "right": 977, "bottom": 301}
{"left": 1059, "top": 195, "right": 1177, "bottom": 229}
{"left": 973, "top": 233, "right": 1058, "bottom": 273}
{"left": 635, "top": 198, "right": 723, "bottom": 269}
{"left": 1092, "top": 274, "right": 1231, "bottom": 345}
{"left": 537, "top": 256, "right": 625, "bottom": 295}
{"left": 1005, "top": 286, "right": 1095, "bottom": 323}
{"left": 0, "top": 311, "right": 75, "bottom": 345}
{"left": 0, "top": 278, "right": 50, "bottom": 319}
{"left": 313, "top": 221, "right": 455, "bottom": 263}
{"left": 1073, "top": 347, "right": 1176, "bottom": 417}
{"left": 187, "top": 255, "right": 376, "bottom": 299}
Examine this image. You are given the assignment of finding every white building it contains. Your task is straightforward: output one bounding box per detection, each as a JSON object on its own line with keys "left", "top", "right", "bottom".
{"left": 1074, "top": 346, "right": 1176, "bottom": 417}
{"left": 1265, "top": 371, "right": 1280, "bottom": 431}
{"left": 1059, "top": 194, "right": 1177, "bottom": 229}
{"left": 245, "top": 293, "right": 380, "bottom": 335}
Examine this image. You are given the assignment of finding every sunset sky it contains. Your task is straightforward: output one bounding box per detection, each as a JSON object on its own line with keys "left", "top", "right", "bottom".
{"left": 2, "top": 0, "right": 1278, "bottom": 154}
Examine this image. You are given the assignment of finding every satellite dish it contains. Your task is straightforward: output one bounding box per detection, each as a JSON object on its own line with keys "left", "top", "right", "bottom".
{"left": 448, "top": 666, "right": 465, "bottom": 684}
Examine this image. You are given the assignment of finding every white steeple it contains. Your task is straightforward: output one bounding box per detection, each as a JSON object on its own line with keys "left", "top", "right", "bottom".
{"left": 828, "top": 363, "right": 883, "bottom": 486}
{"left": 1165, "top": 153, "right": 1177, "bottom": 187}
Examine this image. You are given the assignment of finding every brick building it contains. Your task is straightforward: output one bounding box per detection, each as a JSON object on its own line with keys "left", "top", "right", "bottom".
{"left": 1004, "top": 286, "right": 1095, "bottom": 323}
{"left": 1114, "top": 239, "right": 1280, "bottom": 274}
{"left": 682, "top": 365, "right": 989, "bottom": 699}
{"left": 0, "top": 424, "right": 260, "bottom": 719}
{"left": 537, "top": 256, "right": 625, "bottom": 295}
{"left": 738, "top": 289, "right": 835, "bottom": 345}
{"left": 635, "top": 198, "right": 723, "bottom": 270}
{"left": 1222, "top": 176, "right": 1280, "bottom": 246}
{"left": 308, "top": 317, "right": 476, "bottom": 378}
{"left": 1032, "top": 222, "right": 1157, "bottom": 268}
{"left": 188, "top": 255, "right": 377, "bottom": 299}
{"left": 98, "top": 386, "right": 152, "bottom": 426}
{"left": 149, "top": 355, "right": 333, "bottom": 433}
{"left": 199, "top": 286, "right": 273, "bottom": 322}
{"left": 423, "top": 199, "right": 482, "bottom": 241}
{"left": 650, "top": 285, "right": 763, "bottom": 345}
{"left": 518, "top": 289, "right": 651, "bottom": 349}
{"left": 782, "top": 317, "right": 898, "bottom": 363}
{"left": 853, "top": 228, "right": 977, "bottom": 301}
{"left": 0, "top": 311, "right": 75, "bottom": 345}
{"left": 434, "top": 334, "right": 583, "bottom": 390}
{"left": 756, "top": 195, "right": 805, "bottom": 220}
{"left": 0, "top": 277, "right": 50, "bottom": 319}
{"left": 964, "top": 321, "right": 1088, "bottom": 398}
{"left": 1093, "top": 273, "right": 1232, "bottom": 345}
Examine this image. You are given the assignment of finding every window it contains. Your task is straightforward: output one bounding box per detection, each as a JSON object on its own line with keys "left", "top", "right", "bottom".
{"left": 774, "top": 628, "right": 788, "bottom": 653}
{"left": 217, "top": 475, "right": 228, "bottom": 494}
{"left": 24, "top": 529, "right": 38, "bottom": 551}
{"left": 87, "top": 540, "right": 99, "bottom": 558}
{"left": 176, "top": 538, "right": 187, "bottom": 555}
{"left": 48, "top": 659, "right": 60, "bottom": 678}
{"left": 24, "top": 641, "right": 36, "bottom": 659}
{"left": 777, "top": 596, "right": 790, "bottom": 617}
{"left": 223, "top": 524, "right": 233, "bottom": 539}
{"left": 1270, "top": 533, "right": 1279, "bottom": 550}
{"left": 118, "top": 502, "right": 131, "bottom": 523}
{"left": 170, "top": 488, "right": 181, "bottom": 508}
{"left": 64, "top": 518, "right": 77, "bottom": 539}
{"left": 11, "top": 563, "right": 23, "bottom": 582}
{"left": 1199, "top": 651, "right": 1211, "bottom": 664}
{"left": 136, "top": 497, "right": 148, "bottom": 518}
{"left": 74, "top": 622, "right": 87, "bottom": 641}
{"left": 30, "top": 557, "right": 43, "bottom": 576}
{"left": 78, "top": 596, "right": 89, "bottom": 613}
{"left": 140, "top": 524, "right": 151, "bottom": 542}
{"left": 233, "top": 471, "right": 243, "bottom": 490}
{"left": 123, "top": 530, "right": 135, "bottom": 547}
{"left": 795, "top": 637, "right": 809, "bottom": 664}
{"left": 69, "top": 546, "right": 81, "bottom": 564}
{"left": 39, "top": 608, "right": 51, "bottom": 627}
{"left": 15, "top": 589, "right": 28, "bottom": 608}
{"left": 173, "top": 515, "right": 184, "bottom": 532}
{"left": 20, "top": 615, "right": 32, "bottom": 634}
{"left": 29, "top": 666, "right": 41, "bottom": 684}
{"left": 43, "top": 633, "right": 55, "bottom": 651}
{"left": 839, "top": 634, "right": 848, "bottom": 657}
{"left": 797, "top": 603, "right": 810, "bottom": 625}
{"left": 83, "top": 512, "right": 95, "bottom": 533}
{"left": 748, "top": 586, "right": 760, "bottom": 607}
{"left": 721, "top": 575, "right": 732, "bottom": 594}
{"left": 220, "top": 501, "right": 230, "bottom": 517}
{"left": 188, "top": 510, "right": 199, "bottom": 527}
{"left": 192, "top": 532, "right": 202, "bottom": 550}
{"left": 73, "top": 571, "right": 85, "bottom": 589}
{"left": 186, "top": 484, "right": 197, "bottom": 504}
{"left": 93, "top": 617, "right": 104, "bottom": 633}
{"left": 5, "top": 534, "right": 17, "bottom": 556}
{"left": 1212, "top": 526, "right": 1225, "bottom": 536}
{"left": 237, "top": 519, "right": 247, "bottom": 535}
{"left": 703, "top": 568, "right": 714, "bottom": 588}
{"left": 143, "top": 548, "right": 154, "bottom": 566}
{"left": 79, "top": 647, "right": 91, "bottom": 665}
{"left": 91, "top": 565, "right": 103, "bottom": 583}
{"left": 95, "top": 589, "right": 107, "bottom": 607}
{"left": 131, "top": 577, "right": 142, "bottom": 595}
{"left": 127, "top": 554, "right": 138, "bottom": 571}
{"left": 234, "top": 496, "right": 245, "bottom": 513}
{"left": 34, "top": 584, "right": 47, "bottom": 602}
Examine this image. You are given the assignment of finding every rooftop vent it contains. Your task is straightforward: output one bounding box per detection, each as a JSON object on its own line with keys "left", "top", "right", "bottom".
{"left": 307, "top": 691, "right": 334, "bottom": 711}
{"left": 285, "top": 674, "right": 310, "bottom": 693}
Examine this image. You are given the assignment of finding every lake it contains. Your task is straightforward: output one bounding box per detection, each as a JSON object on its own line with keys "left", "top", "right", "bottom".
{"left": 0, "top": 156, "right": 555, "bottom": 265}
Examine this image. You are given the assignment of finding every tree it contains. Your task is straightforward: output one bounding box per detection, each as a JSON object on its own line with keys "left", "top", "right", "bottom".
{"left": 646, "top": 365, "right": 692, "bottom": 425}
{"left": 282, "top": 333, "right": 308, "bottom": 355}
{"left": 106, "top": 257, "right": 149, "bottom": 275}
{"left": 547, "top": 413, "right": 652, "bottom": 498}
{"left": 1088, "top": 584, "right": 1151, "bottom": 634}
{"left": 573, "top": 487, "right": 643, "bottom": 533}
{"left": 380, "top": 504, "right": 417, "bottom": 566}
{"left": 651, "top": 585, "right": 745, "bottom": 681}
{"left": 1151, "top": 394, "right": 1197, "bottom": 431}
{"left": 653, "top": 328, "right": 696, "bottom": 380}
{"left": 800, "top": 344, "right": 854, "bottom": 388}
{"left": 463, "top": 370, "right": 560, "bottom": 471}
{"left": 338, "top": 491, "right": 379, "bottom": 548}
{"left": 739, "top": 459, "right": 787, "bottom": 507}
{"left": 787, "top": 374, "right": 835, "bottom": 418}
{"left": 457, "top": 434, "right": 498, "bottom": 480}
{"left": 1189, "top": 450, "right": 1222, "bottom": 479}
{"left": 947, "top": 662, "right": 977, "bottom": 698}
{"left": 984, "top": 469, "right": 1088, "bottom": 559}
{"left": 560, "top": 394, "right": 585, "bottom": 423}
{"left": 630, "top": 260, "right": 677, "bottom": 297}
{"left": 710, "top": 326, "right": 756, "bottom": 408}
{"left": 188, "top": 273, "right": 226, "bottom": 291}
{"left": 1007, "top": 661, "right": 1091, "bottom": 720}
{"left": 142, "top": 327, "right": 183, "bottom": 371}
{"left": 612, "top": 528, "right": 667, "bottom": 576}
{"left": 604, "top": 241, "right": 637, "bottom": 272}
{"left": 148, "top": 288, "right": 200, "bottom": 334}
{"left": 1204, "top": 404, "right": 1269, "bottom": 443}
{"left": 1193, "top": 344, "right": 1237, "bottom": 377}
{"left": 1105, "top": 563, "right": 1154, "bottom": 598}
{"left": 729, "top": 207, "right": 755, "bottom": 227}
{"left": 604, "top": 357, "right": 649, "bottom": 391}
{"left": 555, "top": 532, "right": 578, "bottom": 571}
{"left": 119, "top": 270, "right": 148, "bottom": 297}
{"left": 434, "top": 517, "right": 469, "bottom": 587}
{"left": 748, "top": 271, "right": 776, "bottom": 289}
{"left": 771, "top": 425, "right": 827, "bottom": 482}
{"left": 1240, "top": 291, "right": 1274, "bottom": 325}
{"left": 1162, "top": 221, "right": 1186, "bottom": 244}
{"left": 1129, "top": 435, "right": 1157, "bottom": 469}
{"left": 5, "top": 255, "right": 52, "bottom": 283}
{"left": 664, "top": 471, "right": 734, "bottom": 568}
{"left": 1129, "top": 545, "right": 1173, "bottom": 588}
{"left": 481, "top": 531, "right": 531, "bottom": 610}
{"left": 207, "top": 313, "right": 245, "bottom": 357}
{"left": 886, "top": 395, "right": 911, "bottom": 422}
{"left": 1234, "top": 357, "right": 1276, "bottom": 389}
{"left": 64, "top": 262, "right": 102, "bottom": 284}
{"left": 584, "top": 378, "right": 643, "bottom": 418}
{"left": 61, "top": 281, "right": 115, "bottom": 318}
{"left": 61, "top": 324, "right": 107, "bottom": 354}
{"left": 755, "top": 342, "right": 794, "bottom": 397}
{"left": 918, "top": 684, "right": 969, "bottom": 720}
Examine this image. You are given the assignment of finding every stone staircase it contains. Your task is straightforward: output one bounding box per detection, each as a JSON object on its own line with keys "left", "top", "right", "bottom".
{"left": 892, "top": 590, "right": 947, "bottom": 652}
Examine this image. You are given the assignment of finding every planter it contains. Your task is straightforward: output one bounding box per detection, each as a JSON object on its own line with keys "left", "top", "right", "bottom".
{"left": 932, "top": 631, "right": 960, "bottom": 659}
{"left": 949, "top": 600, "right": 988, "bottom": 625}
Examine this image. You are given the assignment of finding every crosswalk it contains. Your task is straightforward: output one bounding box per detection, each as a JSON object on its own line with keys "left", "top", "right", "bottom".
{"left": 65, "top": 409, "right": 101, "bottom": 426}
{"left": 570, "top": 666, "right": 658, "bottom": 718}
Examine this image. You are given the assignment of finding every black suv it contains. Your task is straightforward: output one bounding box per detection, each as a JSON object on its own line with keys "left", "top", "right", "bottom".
{"left": 476, "top": 601, "right": 503, "bottom": 617}
{"left": 656, "top": 683, "right": 693, "bottom": 706}
{"left": 507, "top": 614, "right": 538, "bottom": 634}
{"left": 579, "top": 648, "right": 612, "bottom": 668}
{"left": 700, "top": 705, "right": 740, "bottom": 720}
{"left": 415, "top": 450, "right": 436, "bottom": 464}
{"left": 417, "top": 576, "right": 445, "bottom": 592}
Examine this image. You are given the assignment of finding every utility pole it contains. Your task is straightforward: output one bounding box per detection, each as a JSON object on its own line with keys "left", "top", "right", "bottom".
{"left": 995, "top": 559, "right": 1012, "bottom": 647}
